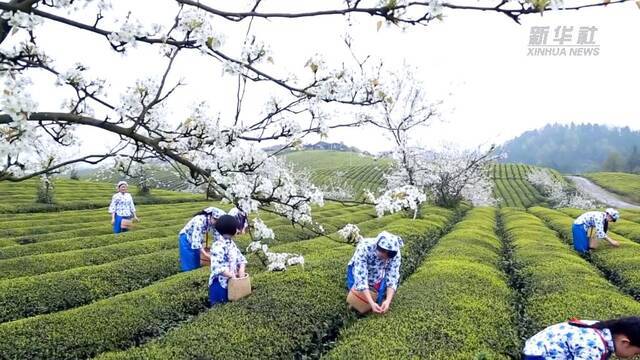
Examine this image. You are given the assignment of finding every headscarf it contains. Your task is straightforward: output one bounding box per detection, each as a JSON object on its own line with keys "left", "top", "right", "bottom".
{"left": 376, "top": 231, "right": 404, "bottom": 252}
{"left": 203, "top": 207, "right": 226, "bottom": 219}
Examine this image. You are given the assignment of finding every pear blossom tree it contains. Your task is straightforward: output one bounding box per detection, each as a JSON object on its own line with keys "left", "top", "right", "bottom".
{"left": 0, "top": 0, "right": 628, "bottom": 231}
{"left": 527, "top": 168, "right": 596, "bottom": 209}
{"left": 360, "top": 66, "right": 498, "bottom": 214}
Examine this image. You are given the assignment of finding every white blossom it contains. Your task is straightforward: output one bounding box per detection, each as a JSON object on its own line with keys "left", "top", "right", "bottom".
{"left": 374, "top": 184, "right": 426, "bottom": 217}
{"left": 241, "top": 38, "right": 270, "bottom": 63}
{"left": 1, "top": 11, "right": 43, "bottom": 31}
{"left": 107, "top": 16, "right": 147, "bottom": 49}
{"left": 246, "top": 240, "right": 304, "bottom": 272}
{"left": 527, "top": 168, "right": 595, "bottom": 209}
{"left": 252, "top": 218, "right": 274, "bottom": 241}
{"left": 1, "top": 74, "right": 37, "bottom": 122}
{"left": 177, "top": 8, "right": 222, "bottom": 51}
{"left": 338, "top": 224, "right": 363, "bottom": 243}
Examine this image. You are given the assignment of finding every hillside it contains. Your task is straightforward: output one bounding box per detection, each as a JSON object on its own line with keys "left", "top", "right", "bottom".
{"left": 263, "top": 141, "right": 364, "bottom": 154}
{"left": 489, "top": 163, "right": 568, "bottom": 208}
{"left": 501, "top": 123, "right": 640, "bottom": 173}
{"left": 284, "top": 150, "right": 392, "bottom": 199}
{"left": 0, "top": 179, "right": 202, "bottom": 213}
{"left": 583, "top": 172, "right": 640, "bottom": 204}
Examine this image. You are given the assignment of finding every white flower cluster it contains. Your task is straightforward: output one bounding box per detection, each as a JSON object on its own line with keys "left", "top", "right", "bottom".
{"left": 374, "top": 184, "right": 426, "bottom": 217}
{"left": 338, "top": 223, "right": 363, "bottom": 244}
{"left": 48, "top": 0, "right": 112, "bottom": 11}
{"left": 527, "top": 168, "right": 595, "bottom": 209}
{"left": 0, "top": 11, "right": 43, "bottom": 31}
{"left": 114, "top": 78, "right": 166, "bottom": 130}
{"left": 174, "top": 106, "right": 324, "bottom": 224}
{"left": 241, "top": 39, "right": 270, "bottom": 63}
{"left": 252, "top": 218, "right": 274, "bottom": 241}
{"left": 321, "top": 184, "right": 354, "bottom": 201}
{"left": 107, "top": 16, "right": 147, "bottom": 49}
{"left": 376, "top": 145, "right": 497, "bottom": 212}
{"left": 246, "top": 241, "right": 304, "bottom": 272}
{"left": 55, "top": 65, "right": 88, "bottom": 88}
{"left": 1, "top": 74, "right": 37, "bottom": 122}
{"left": 461, "top": 176, "right": 497, "bottom": 207}
{"left": 177, "top": 8, "right": 221, "bottom": 51}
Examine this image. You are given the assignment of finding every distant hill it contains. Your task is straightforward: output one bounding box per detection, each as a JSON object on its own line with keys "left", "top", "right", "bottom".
{"left": 263, "top": 141, "right": 365, "bottom": 154}
{"left": 283, "top": 150, "right": 391, "bottom": 199}
{"left": 500, "top": 123, "right": 640, "bottom": 173}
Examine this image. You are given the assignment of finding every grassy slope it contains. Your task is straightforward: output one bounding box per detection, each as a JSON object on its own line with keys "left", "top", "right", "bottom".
{"left": 0, "top": 179, "right": 202, "bottom": 213}
{"left": 584, "top": 172, "right": 640, "bottom": 204}
{"left": 284, "top": 150, "right": 392, "bottom": 198}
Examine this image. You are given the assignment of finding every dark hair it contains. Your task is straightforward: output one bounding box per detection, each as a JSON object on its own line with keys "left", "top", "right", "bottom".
{"left": 572, "top": 317, "right": 640, "bottom": 346}
{"left": 376, "top": 244, "right": 397, "bottom": 259}
{"left": 194, "top": 209, "right": 211, "bottom": 217}
{"left": 215, "top": 215, "right": 239, "bottom": 237}
{"left": 604, "top": 219, "right": 609, "bottom": 233}
{"left": 233, "top": 212, "right": 248, "bottom": 231}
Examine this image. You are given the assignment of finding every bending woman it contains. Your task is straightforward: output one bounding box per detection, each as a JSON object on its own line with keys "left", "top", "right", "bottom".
{"left": 346, "top": 231, "right": 403, "bottom": 314}
{"left": 523, "top": 317, "right": 640, "bottom": 359}
{"left": 572, "top": 208, "right": 620, "bottom": 253}
{"left": 178, "top": 206, "right": 226, "bottom": 272}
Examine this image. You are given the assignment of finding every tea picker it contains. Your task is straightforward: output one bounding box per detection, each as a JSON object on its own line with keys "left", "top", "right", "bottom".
{"left": 346, "top": 231, "right": 403, "bottom": 314}
{"left": 178, "top": 206, "right": 225, "bottom": 272}
{"left": 523, "top": 317, "right": 640, "bottom": 359}
{"left": 572, "top": 208, "right": 620, "bottom": 253}
{"left": 108, "top": 181, "right": 139, "bottom": 234}
{"left": 209, "top": 215, "right": 251, "bottom": 305}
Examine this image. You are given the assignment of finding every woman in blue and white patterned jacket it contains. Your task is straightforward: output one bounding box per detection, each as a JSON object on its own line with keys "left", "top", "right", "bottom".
{"left": 346, "top": 231, "right": 403, "bottom": 314}
{"left": 108, "top": 181, "right": 139, "bottom": 234}
{"left": 209, "top": 215, "right": 247, "bottom": 306}
{"left": 523, "top": 317, "right": 640, "bottom": 359}
{"left": 572, "top": 208, "right": 620, "bottom": 253}
{"left": 178, "top": 206, "right": 226, "bottom": 272}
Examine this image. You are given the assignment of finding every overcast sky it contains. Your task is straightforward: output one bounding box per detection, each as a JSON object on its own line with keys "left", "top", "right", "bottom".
{"left": 7, "top": 0, "right": 640, "bottom": 154}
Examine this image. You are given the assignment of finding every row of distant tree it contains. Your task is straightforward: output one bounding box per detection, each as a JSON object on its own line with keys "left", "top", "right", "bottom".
{"left": 501, "top": 123, "right": 640, "bottom": 173}
{"left": 601, "top": 145, "right": 640, "bottom": 173}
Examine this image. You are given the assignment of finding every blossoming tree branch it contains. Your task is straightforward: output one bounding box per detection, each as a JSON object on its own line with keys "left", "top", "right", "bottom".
{"left": 0, "top": 0, "right": 629, "bottom": 231}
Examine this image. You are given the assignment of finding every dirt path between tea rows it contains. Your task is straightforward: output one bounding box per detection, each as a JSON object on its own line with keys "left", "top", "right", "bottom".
{"left": 566, "top": 176, "right": 640, "bottom": 209}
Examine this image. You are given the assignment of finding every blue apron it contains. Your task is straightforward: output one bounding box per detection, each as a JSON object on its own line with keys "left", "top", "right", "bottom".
{"left": 178, "top": 233, "right": 200, "bottom": 272}
{"left": 209, "top": 277, "right": 228, "bottom": 306}
{"left": 572, "top": 223, "right": 589, "bottom": 253}
{"left": 113, "top": 214, "right": 132, "bottom": 234}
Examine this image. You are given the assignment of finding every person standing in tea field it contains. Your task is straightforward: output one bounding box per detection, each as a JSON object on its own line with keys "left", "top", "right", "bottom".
{"left": 523, "top": 317, "right": 640, "bottom": 359}
{"left": 572, "top": 208, "right": 620, "bottom": 253}
{"left": 209, "top": 215, "right": 247, "bottom": 305}
{"left": 178, "top": 206, "right": 226, "bottom": 272}
{"left": 346, "top": 231, "right": 403, "bottom": 314}
{"left": 108, "top": 181, "right": 139, "bottom": 234}
{"left": 228, "top": 207, "right": 249, "bottom": 235}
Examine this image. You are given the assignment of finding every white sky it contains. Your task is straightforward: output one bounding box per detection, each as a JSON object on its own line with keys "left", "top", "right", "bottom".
{"left": 6, "top": 0, "right": 640, "bottom": 154}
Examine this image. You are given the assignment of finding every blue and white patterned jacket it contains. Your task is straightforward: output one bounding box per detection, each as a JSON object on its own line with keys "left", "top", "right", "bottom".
{"left": 348, "top": 238, "right": 401, "bottom": 292}
{"left": 209, "top": 237, "right": 247, "bottom": 288}
{"left": 108, "top": 192, "right": 136, "bottom": 217}
{"left": 179, "top": 215, "right": 218, "bottom": 250}
{"left": 524, "top": 321, "right": 614, "bottom": 359}
{"left": 574, "top": 211, "right": 608, "bottom": 239}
